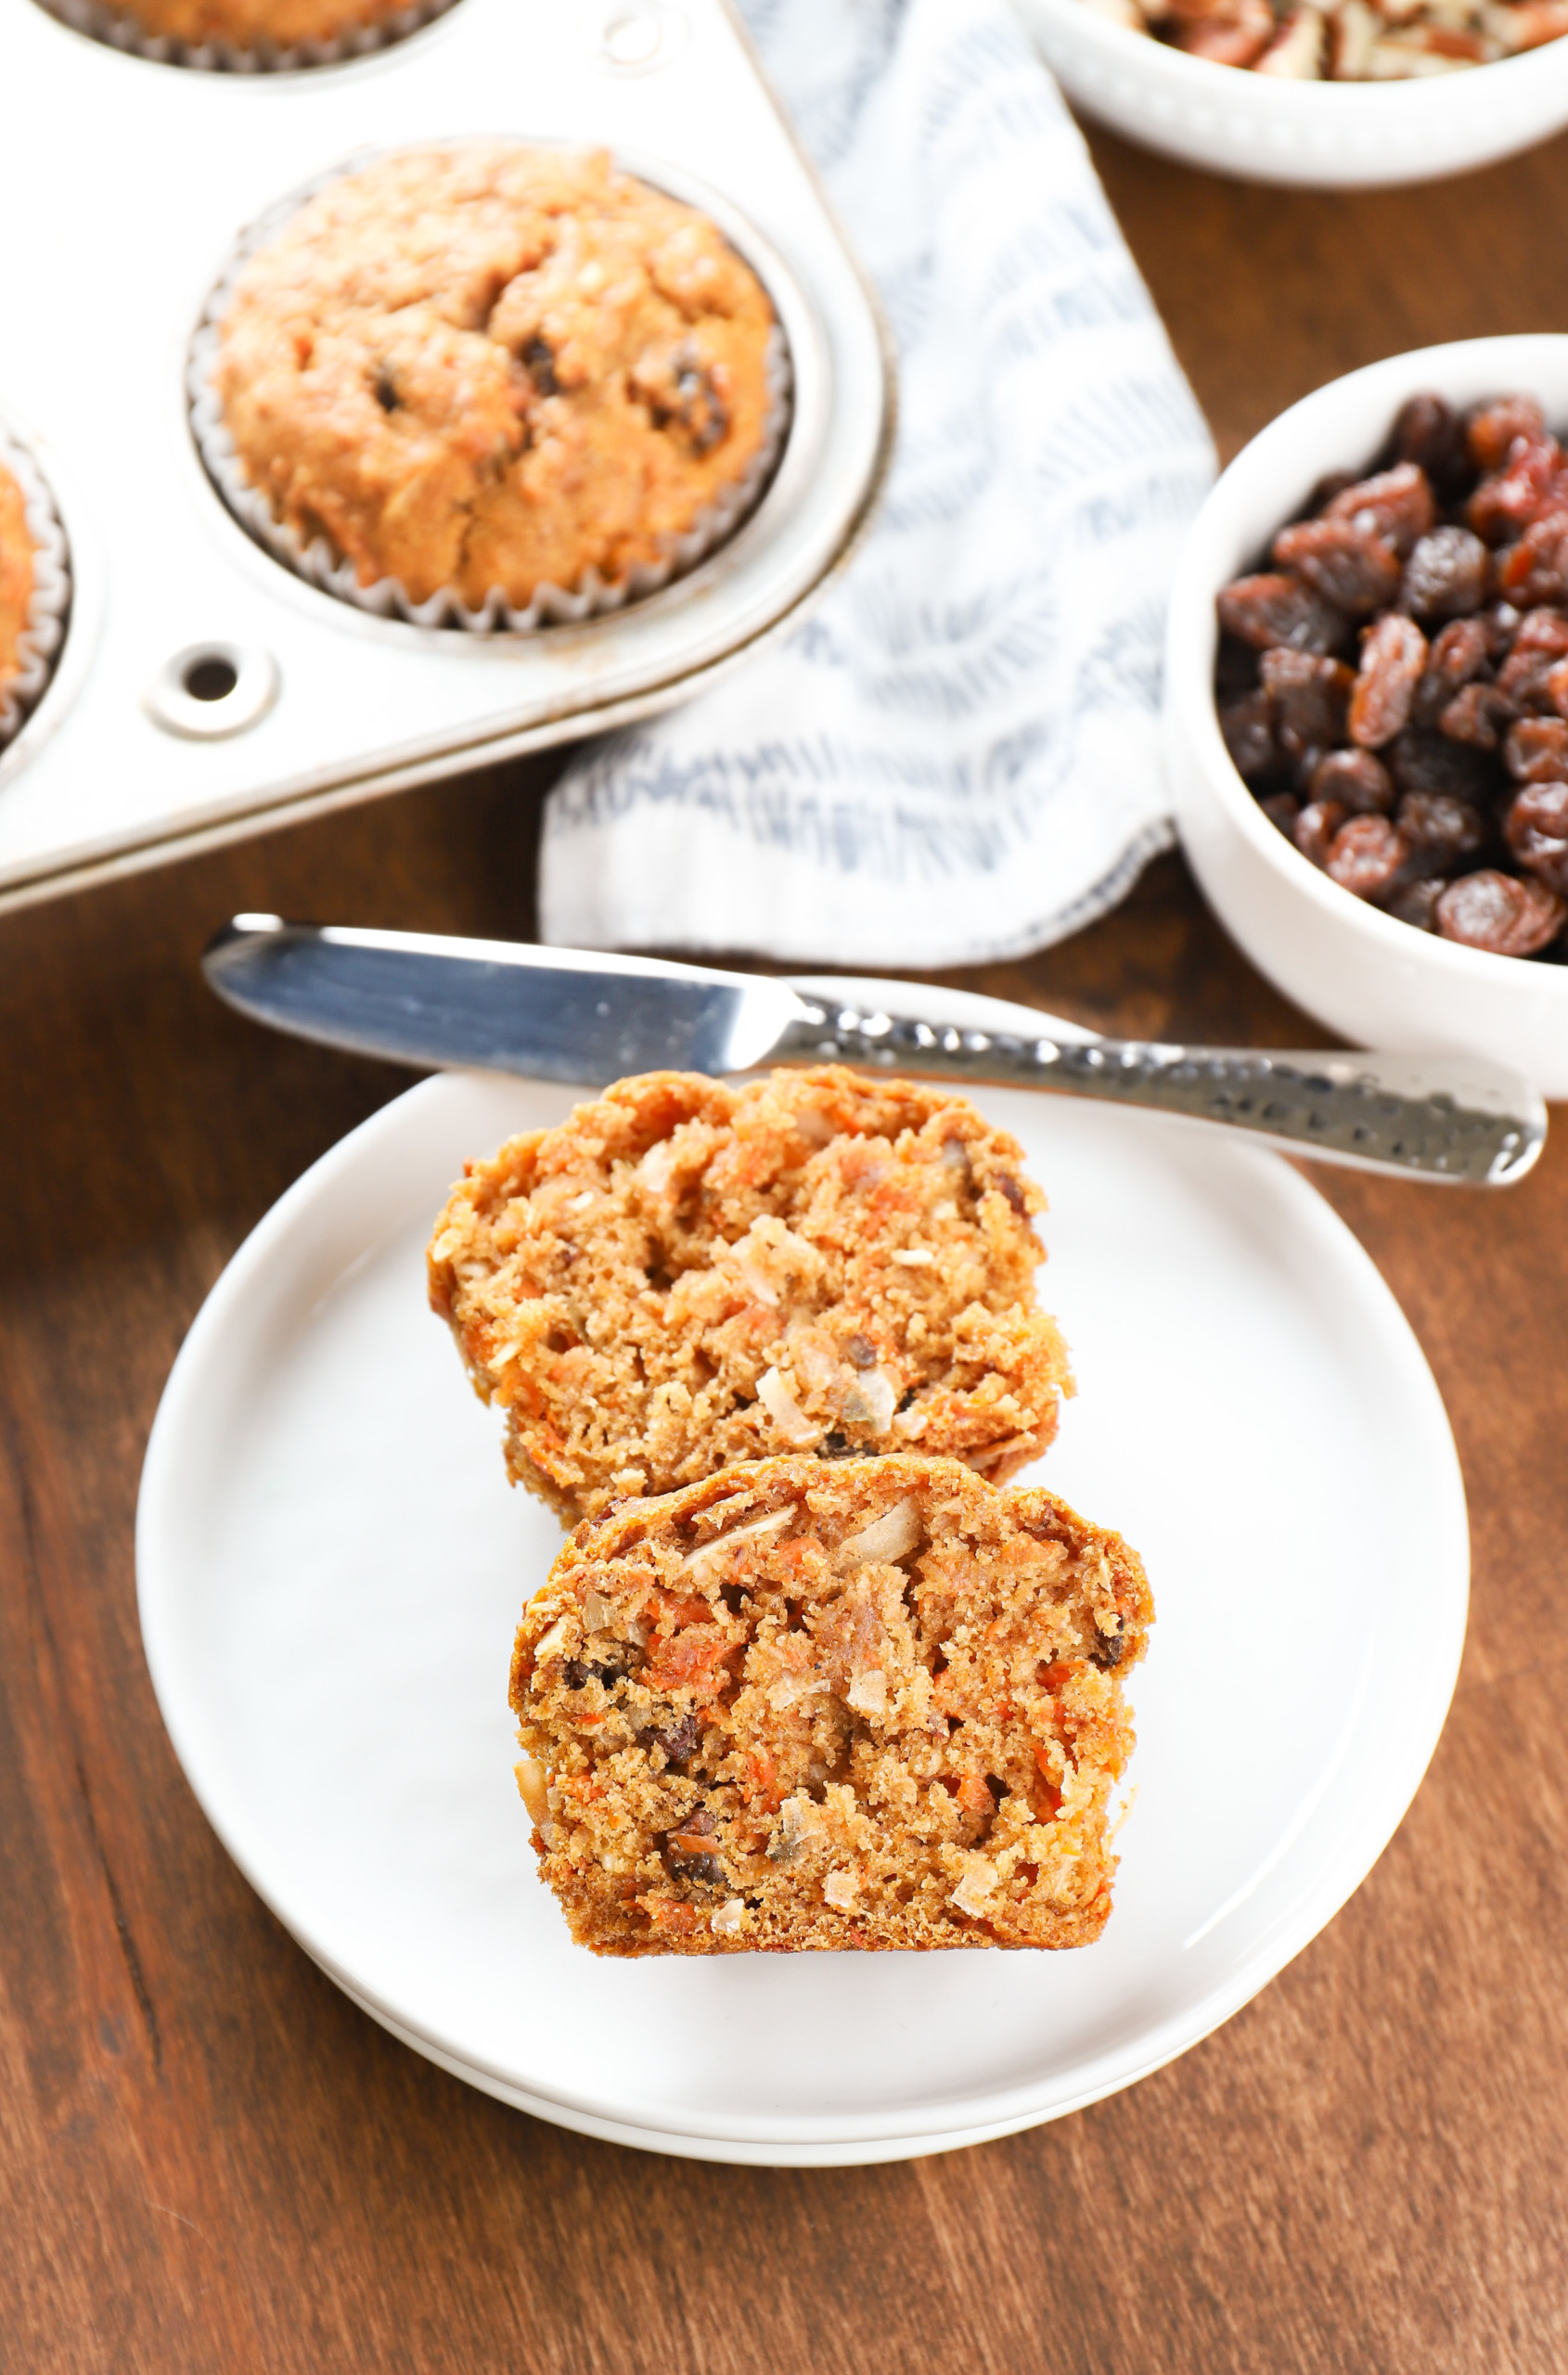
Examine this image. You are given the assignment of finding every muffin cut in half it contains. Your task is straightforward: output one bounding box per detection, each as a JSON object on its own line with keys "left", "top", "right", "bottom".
{"left": 0, "top": 458, "right": 35, "bottom": 704}
{"left": 430, "top": 1067, "right": 1074, "bottom": 1521}
{"left": 211, "top": 144, "right": 778, "bottom": 608}
{"left": 512, "top": 1456, "right": 1151, "bottom": 1956}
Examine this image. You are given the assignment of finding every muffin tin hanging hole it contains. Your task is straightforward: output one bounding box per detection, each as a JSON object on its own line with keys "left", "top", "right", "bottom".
{"left": 146, "top": 641, "right": 278, "bottom": 738}
{"left": 591, "top": 4, "right": 688, "bottom": 75}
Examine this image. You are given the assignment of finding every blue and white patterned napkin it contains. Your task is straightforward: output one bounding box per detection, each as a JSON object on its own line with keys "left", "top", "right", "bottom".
{"left": 540, "top": 0, "right": 1216, "bottom": 968}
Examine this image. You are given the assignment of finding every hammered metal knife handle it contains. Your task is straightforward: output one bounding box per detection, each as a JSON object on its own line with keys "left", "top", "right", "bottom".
{"left": 775, "top": 999, "right": 1546, "bottom": 1186}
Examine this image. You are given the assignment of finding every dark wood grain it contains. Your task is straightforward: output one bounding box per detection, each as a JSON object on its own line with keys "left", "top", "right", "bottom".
{"left": 6, "top": 122, "right": 1568, "bottom": 2375}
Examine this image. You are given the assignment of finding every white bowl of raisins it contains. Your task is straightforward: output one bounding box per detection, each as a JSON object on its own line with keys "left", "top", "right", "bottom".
{"left": 1015, "top": 0, "right": 1568, "bottom": 188}
{"left": 1165, "top": 335, "right": 1568, "bottom": 1097}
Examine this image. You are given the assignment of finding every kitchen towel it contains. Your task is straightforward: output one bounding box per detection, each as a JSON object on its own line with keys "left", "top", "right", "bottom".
{"left": 540, "top": 0, "right": 1216, "bottom": 969}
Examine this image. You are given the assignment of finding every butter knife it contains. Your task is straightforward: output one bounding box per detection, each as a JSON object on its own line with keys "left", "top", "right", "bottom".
{"left": 203, "top": 916, "right": 1547, "bottom": 1187}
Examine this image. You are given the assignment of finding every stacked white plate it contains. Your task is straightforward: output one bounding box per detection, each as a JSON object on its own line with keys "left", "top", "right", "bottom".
{"left": 137, "top": 982, "right": 1468, "bottom": 2163}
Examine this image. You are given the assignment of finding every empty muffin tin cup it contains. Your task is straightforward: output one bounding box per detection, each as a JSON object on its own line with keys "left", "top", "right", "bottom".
{"left": 186, "top": 148, "right": 793, "bottom": 634}
{"left": 0, "top": 423, "right": 71, "bottom": 754}
{"left": 32, "top": 0, "right": 463, "bottom": 74}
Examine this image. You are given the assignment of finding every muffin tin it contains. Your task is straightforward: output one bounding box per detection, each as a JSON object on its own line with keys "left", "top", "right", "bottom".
{"left": 0, "top": 0, "right": 894, "bottom": 911}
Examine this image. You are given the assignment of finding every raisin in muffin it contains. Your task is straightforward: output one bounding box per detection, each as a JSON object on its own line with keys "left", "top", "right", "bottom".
{"left": 512, "top": 1455, "right": 1151, "bottom": 1956}
{"left": 211, "top": 144, "right": 778, "bottom": 607}
{"left": 429, "top": 1067, "right": 1074, "bottom": 1522}
{"left": 0, "top": 457, "right": 35, "bottom": 708}
{"left": 94, "top": 0, "right": 421, "bottom": 46}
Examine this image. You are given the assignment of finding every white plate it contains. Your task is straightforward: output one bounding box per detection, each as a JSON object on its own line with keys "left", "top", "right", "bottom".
{"left": 136, "top": 981, "right": 1469, "bottom": 2166}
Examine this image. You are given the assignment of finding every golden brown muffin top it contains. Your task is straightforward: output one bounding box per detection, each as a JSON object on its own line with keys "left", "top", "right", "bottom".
{"left": 212, "top": 145, "right": 778, "bottom": 606}
{"left": 99, "top": 0, "right": 416, "bottom": 49}
{"left": 0, "top": 462, "right": 35, "bottom": 698}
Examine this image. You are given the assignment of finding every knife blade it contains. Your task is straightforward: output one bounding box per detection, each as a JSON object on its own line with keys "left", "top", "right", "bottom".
{"left": 202, "top": 917, "right": 1547, "bottom": 1188}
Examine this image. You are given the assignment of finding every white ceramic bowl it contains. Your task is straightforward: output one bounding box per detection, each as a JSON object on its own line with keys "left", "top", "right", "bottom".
{"left": 1164, "top": 334, "right": 1568, "bottom": 1098}
{"left": 1013, "top": 0, "right": 1568, "bottom": 186}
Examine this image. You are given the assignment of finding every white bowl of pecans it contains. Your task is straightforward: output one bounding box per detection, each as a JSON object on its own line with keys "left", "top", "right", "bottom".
{"left": 1012, "top": 0, "right": 1568, "bottom": 186}
{"left": 1164, "top": 335, "right": 1568, "bottom": 1097}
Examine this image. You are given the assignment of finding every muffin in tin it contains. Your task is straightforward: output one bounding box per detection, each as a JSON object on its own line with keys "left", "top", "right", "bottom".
{"left": 39, "top": 0, "right": 457, "bottom": 68}
{"left": 0, "top": 459, "right": 35, "bottom": 711}
{"left": 78, "top": 0, "right": 427, "bottom": 47}
{"left": 208, "top": 144, "right": 781, "bottom": 611}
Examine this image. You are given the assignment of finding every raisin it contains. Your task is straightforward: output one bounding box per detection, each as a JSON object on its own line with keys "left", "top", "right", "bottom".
{"left": 1399, "top": 527, "right": 1489, "bottom": 621}
{"left": 1389, "top": 394, "right": 1470, "bottom": 496}
{"left": 845, "top": 1335, "right": 878, "bottom": 1368}
{"left": 1439, "top": 683, "right": 1516, "bottom": 750}
{"left": 522, "top": 336, "right": 560, "bottom": 396}
{"left": 1478, "top": 600, "right": 1524, "bottom": 658}
{"left": 679, "top": 1854, "right": 726, "bottom": 1887}
{"left": 563, "top": 1660, "right": 589, "bottom": 1689}
{"left": 1349, "top": 614, "right": 1427, "bottom": 748}
{"left": 1215, "top": 632, "right": 1262, "bottom": 696}
{"left": 1092, "top": 1617, "right": 1129, "bottom": 1671}
{"left": 1220, "top": 690, "right": 1279, "bottom": 783}
{"left": 1497, "top": 610, "right": 1568, "bottom": 703}
{"left": 1293, "top": 800, "right": 1349, "bottom": 867}
{"left": 1506, "top": 781, "right": 1568, "bottom": 894}
{"left": 1436, "top": 868, "right": 1566, "bottom": 956}
{"left": 1505, "top": 716, "right": 1568, "bottom": 781}
{"left": 1326, "top": 815, "right": 1411, "bottom": 901}
{"left": 1312, "top": 748, "right": 1395, "bottom": 813}
{"left": 1498, "top": 511, "right": 1568, "bottom": 604}
{"left": 1386, "top": 726, "right": 1497, "bottom": 805}
{"left": 1216, "top": 573, "right": 1347, "bottom": 656}
{"left": 996, "top": 1174, "right": 1027, "bottom": 1215}
{"left": 1465, "top": 395, "right": 1547, "bottom": 472}
{"left": 1260, "top": 648, "right": 1355, "bottom": 758}
{"left": 1469, "top": 440, "right": 1564, "bottom": 546}
{"left": 1258, "top": 791, "right": 1301, "bottom": 834}
{"left": 372, "top": 366, "right": 399, "bottom": 413}
{"left": 1396, "top": 790, "right": 1488, "bottom": 867}
{"left": 649, "top": 1713, "right": 700, "bottom": 1765}
{"left": 645, "top": 348, "right": 730, "bottom": 454}
{"left": 1385, "top": 877, "right": 1446, "bottom": 931}
{"left": 1323, "top": 461, "right": 1436, "bottom": 558}
{"left": 1412, "top": 616, "right": 1488, "bottom": 721}
{"left": 1300, "top": 469, "right": 1357, "bottom": 518}
{"left": 1272, "top": 518, "right": 1402, "bottom": 615}
{"left": 1507, "top": 608, "right": 1568, "bottom": 657}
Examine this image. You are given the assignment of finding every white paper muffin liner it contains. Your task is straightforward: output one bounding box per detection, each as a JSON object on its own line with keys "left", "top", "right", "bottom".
{"left": 186, "top": 148, "right": 793, "bottom": 634}
{"left": 0, "top": 425, "right": 71, "bottom": 752}
{"left": 32, "top": 0, "right": 462, "bottom": 75}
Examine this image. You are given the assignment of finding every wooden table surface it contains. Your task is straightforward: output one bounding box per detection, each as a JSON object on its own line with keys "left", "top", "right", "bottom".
{"left": 7, "top": 114, "right": 1568, "bottom": 2375}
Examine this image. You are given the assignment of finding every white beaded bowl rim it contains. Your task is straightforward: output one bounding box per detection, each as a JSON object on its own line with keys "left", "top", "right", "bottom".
{"left": 1016, "top": 0, "right": 1568, "bottom": 188}
{"left": 1164, "top": 335, "right": 1568, "bottom": 1048}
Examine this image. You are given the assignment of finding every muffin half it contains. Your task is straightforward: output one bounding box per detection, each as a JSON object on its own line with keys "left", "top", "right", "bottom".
{"left": 511, "top": 1456, "right": 1151, "bottom": 1956}
{"left": 429, "top": 1067, "right": 1075, "bottom": 1521}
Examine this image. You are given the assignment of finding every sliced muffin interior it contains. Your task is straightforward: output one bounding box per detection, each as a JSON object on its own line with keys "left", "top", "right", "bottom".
{"left": 430, "top": 1066, "right": 1074, "bottom": 1521}
{"left": 511, "top": 1454, "right": 1151, "bottom": 1956}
